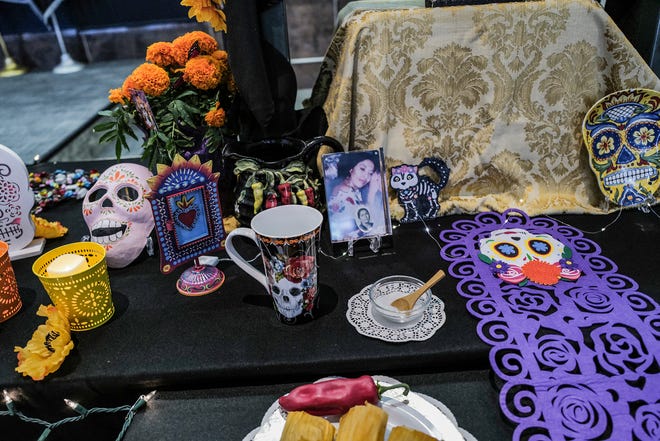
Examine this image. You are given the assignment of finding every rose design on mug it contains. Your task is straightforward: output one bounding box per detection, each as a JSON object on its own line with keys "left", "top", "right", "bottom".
{"left": 284, "top": 256, "right": 316, "bottom": 284}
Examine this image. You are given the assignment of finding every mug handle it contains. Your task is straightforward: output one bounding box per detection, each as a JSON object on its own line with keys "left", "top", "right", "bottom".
{"left": 224, "top": 228, "right": 269, "bottom": 290}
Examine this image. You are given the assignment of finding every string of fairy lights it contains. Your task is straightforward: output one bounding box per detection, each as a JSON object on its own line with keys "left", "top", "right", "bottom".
{"left": 1, "top": 389, "right": 156, "bottom": 441}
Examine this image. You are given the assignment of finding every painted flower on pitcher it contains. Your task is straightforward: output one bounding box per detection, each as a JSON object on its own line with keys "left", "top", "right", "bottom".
{"left": 14, "top": 305, "right": 74, "bottom": 381}
{"left": 284, "top": 256, "right": 316, "bottom": 284}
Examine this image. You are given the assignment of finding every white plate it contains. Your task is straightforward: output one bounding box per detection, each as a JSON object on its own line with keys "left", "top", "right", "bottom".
{"left": 244, "top": 376, "right": 467, "bottom": 441}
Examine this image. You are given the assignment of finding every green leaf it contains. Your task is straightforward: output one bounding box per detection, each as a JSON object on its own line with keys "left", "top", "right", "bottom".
{"left": 93, "top": 121, "right": 117, "bottom": 132}
{"left": 561, "top": 246, "right": 573, "bottom": 259}
{"left": 478, "top": 253, "right": 492, "bottom": 264}
{"left": 98, "top": 132, "right": 117, "bottom": 144}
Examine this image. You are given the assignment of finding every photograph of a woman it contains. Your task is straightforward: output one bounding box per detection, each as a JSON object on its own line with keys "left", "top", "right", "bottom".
{"left": 322, "top": 150, "right": 391, "bottom": 242}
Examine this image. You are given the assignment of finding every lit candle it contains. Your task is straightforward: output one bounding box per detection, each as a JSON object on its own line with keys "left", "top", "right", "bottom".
{"left": 47, "top": 254, "right": 88, "bottom": 277}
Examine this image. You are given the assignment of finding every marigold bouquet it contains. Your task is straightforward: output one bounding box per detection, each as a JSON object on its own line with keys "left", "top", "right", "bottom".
{"left": 95, "top": 30, "right": 236, "bottom": 166}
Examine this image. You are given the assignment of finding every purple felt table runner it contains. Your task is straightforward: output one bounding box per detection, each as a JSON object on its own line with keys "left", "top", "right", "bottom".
{"left": 439, "top": 209, "right": 659, "bottom": 441}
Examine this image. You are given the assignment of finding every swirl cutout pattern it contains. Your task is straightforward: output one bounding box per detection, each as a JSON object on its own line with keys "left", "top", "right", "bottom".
{"left": 442, "top": 210, "right": 660, "bottom": 440}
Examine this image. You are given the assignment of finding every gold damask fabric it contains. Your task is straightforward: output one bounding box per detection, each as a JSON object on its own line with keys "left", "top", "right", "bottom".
{"left": 310, "top": 0, "right": 660, "bottom": 218}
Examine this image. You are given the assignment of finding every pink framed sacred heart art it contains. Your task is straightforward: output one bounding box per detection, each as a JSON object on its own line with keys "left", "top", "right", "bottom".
{"left": 147, "top": 155, "right": 226, "bottom": 296}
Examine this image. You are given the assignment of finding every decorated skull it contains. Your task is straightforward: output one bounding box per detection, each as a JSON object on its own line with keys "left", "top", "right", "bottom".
{"left": 479, "top": 228, "right": 581, "bottom": 286}
{"left": 270, "top": 277, "right": 304, "bottom": 319}
{"left": 0, "top": 144, "right": 35, "bottom": 252}
{"left": 82, "top": 163, "right": 154, "bottom": 268}
{"left": 583, "top": 89, "right": 660, "bottom": 206}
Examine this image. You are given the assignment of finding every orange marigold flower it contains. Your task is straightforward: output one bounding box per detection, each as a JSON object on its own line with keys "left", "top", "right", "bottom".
{"left": 521, "top": 260, "right": 561, "bottom": 285}
{"left": 181, "top": 0, "right": 227, "bottom": 33}
{"left": 128, "top": 63, "right": 170, "bottom": 97}
{"left": 146, "top": 41, "right": 182, "bottom": 68}
{"left": 211, "top": 49, "right": 228, "bottom": 63}
{"left": 173, "top": 30, "right": 219, "bottom": 57}
{"left": 183, "top": 56, "right": 221, "bottom": 90}
{"left": 211, "top": 49, "right": 230, "bottom": 77}
{"left": 14, "top": 305, "right": 74, "bottom": 381}
{"left": 120, "top": 75, "right": 139, "bottom": 101}
{"left": 108, "top": 87, "right": 127, "bottom": 104}
{"left": 205, "top": 104, "right": 225, "bottom": 127}
{"left": 226, "top": 73, "right": 238, "bottom": 94}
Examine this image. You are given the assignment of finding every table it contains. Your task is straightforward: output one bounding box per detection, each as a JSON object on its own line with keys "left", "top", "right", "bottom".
{"left": 0, "top": 160, "right": 657, "bottom": 440}
{"left": 3, "top": 0, "right": 660, "bottom": 438}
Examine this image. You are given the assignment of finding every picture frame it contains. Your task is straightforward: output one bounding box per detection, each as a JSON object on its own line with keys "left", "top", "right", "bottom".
{"left": 322, "top": 149, "right": 392, "bottom": 243}
{"left": 147, "top": 155, "right": 225, "bottom": 275}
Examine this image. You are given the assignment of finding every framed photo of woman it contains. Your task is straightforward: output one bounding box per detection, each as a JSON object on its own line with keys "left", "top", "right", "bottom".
{"left": 322, "top": 149, "right": 392, "bottom": 243}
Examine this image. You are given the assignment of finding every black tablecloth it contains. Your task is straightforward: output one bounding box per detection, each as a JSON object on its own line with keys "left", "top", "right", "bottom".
{"left": 1, "top": 160, "right": 658, "bottom": 440}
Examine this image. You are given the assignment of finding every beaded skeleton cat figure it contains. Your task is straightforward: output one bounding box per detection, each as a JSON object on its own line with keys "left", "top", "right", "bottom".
{"left": 390, "top": 157, "right": 450, "bottom": 223}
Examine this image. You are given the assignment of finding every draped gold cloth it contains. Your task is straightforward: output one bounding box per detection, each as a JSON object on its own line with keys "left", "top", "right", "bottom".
{"left": 310, "top": 0, "right": 660, "bottom": 219}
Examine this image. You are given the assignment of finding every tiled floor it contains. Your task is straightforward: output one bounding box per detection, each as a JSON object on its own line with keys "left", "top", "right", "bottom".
{"left": 0, "top": 58, "right": 315, "bottom": 165}
{"left": 0, "top": 58, "right": 142, "bottom": 164}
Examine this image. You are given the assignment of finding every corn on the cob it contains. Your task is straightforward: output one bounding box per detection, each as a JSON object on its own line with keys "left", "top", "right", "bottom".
{"left": 388, "top": 425, "right": 440, "bottom": 441}
{"left": 335, "top": 402, "right": 388, "bottom": 441}
{"left": 280, "top": 411, "right": 336, "bottom": 441}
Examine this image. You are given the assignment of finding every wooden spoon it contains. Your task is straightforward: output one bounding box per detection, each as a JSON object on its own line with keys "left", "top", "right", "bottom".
{"left": 389, "top": 269, "right": 446, "bottom": 311}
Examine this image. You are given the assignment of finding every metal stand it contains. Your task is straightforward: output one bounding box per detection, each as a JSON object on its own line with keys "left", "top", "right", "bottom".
{"left": 0, "top": 32, "right": 26, "bottom": 77}
{"left": 49, "top": 12, "right": 83, "bottom": 74}
{"left": 1, "top": 0, "right": 84, "bottom": 74}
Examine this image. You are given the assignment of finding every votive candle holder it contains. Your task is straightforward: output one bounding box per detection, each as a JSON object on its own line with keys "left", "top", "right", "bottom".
{"left": 32, "top": 242, "right": 114, "bottom": 331}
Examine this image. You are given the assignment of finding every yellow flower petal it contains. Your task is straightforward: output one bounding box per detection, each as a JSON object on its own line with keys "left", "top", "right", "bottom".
{"left": 14, "top": 305, "right": 74, "bottom": 381}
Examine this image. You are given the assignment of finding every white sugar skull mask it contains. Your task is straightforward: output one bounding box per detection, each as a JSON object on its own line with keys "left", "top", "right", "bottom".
{"left": 0, "top": 144, "right": 35, "bottom": 252}
{"left": 83, "top": 163, "right": 154, "bottom": 268}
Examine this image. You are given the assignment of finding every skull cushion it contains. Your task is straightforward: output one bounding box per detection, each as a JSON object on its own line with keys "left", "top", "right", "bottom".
{"left": 583, "top": 88, "right": 660, "bottom": 207}
{"left": 83, "top": 163, "right": 154, "bottom": 268}
{"left": 0, "top": 144, "right": 35, "bottom": 252}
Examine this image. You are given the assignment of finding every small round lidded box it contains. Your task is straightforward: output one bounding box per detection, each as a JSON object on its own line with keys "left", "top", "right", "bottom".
{"left": 368, "top": 275, "right": 432, "bottom": 325}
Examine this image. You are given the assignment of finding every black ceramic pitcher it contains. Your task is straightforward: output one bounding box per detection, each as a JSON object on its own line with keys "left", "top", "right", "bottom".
{"left": 221, "top": 136, "right": 344, "bottom": 224}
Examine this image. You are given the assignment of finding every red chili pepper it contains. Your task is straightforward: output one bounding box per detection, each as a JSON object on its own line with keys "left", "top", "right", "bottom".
{"left": 278, "top": 183, "right": 292, "bottom": 205}
{"left": 278, "top": 375, "right": 409, "bottom": 416}
{"left": 304, "top": 187, "right": 315, "bottom": 207}
{"left": 265, "top": 192, "right": 278, "bottom": 209}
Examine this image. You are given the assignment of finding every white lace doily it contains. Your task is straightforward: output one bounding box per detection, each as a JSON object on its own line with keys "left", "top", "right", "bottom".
{"left": 346, "top": 286, "right": 446, "bottom": 342}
